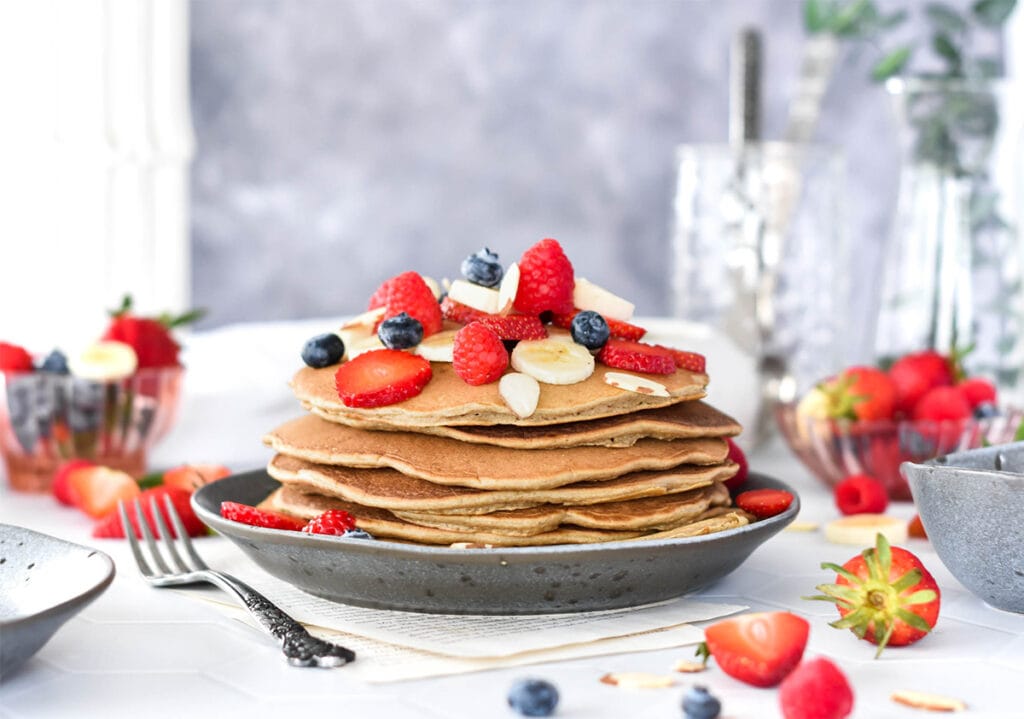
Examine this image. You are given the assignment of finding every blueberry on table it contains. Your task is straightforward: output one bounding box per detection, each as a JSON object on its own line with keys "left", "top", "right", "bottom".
{"left": 301, "top": 333, "right": 345, "bottom": 368}
{"left": 461, "top": 247, "right": 504, "bottom": 287}
{"left": 507, "top": 678, "right": 559, "bottom": 717}
{"left": 378, "top": 313, "right": 424, "bottom": 350}
{"left": 570, "top": 310, "right": 610, "bottom": 350}
{"left": 681, "top": 685, "right": 721, "bottom": 719}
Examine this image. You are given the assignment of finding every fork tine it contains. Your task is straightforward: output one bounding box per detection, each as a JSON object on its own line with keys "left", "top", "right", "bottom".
{"left": 135, "top": 498, "right": 172, "bottom": 575}
{"left": 163, "top": 495, "right": 210, "bottom": 571}
{"left": 148, "top": 496, "right": 190, "bottom": 573}
{"left": 119, "top": 500, "right": 153, "bottom": 577}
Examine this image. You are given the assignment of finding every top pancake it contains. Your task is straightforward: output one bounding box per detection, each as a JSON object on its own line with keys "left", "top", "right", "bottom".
{"left": 291, "top": 360, "right": 708, "bottom": 429}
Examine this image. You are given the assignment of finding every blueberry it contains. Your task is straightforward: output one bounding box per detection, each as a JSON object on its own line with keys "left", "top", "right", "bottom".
{"left": 38, "top": 349, "right": 70, "bottom": 374}
{"left": 570, "top": 310, "right": 610, "bottom": 350}
{"left": 507, "top": 678, "right": 559, "bottom": 717}
{"left": 301, "top": 333, "right": 345, "bottom": 368}
{"left": 378, "top": 312, "right": 423, "bottom": 350}
{"left": 5, "top": 375, "right": 40, "bottom": 452}
{"left": 974, "top": 402, "right": 999, "bottom": 419}
{"left": 461, "top": 247, "right": 504, "bottom": 288}
{"left": 682, "top": 685, "right": 721, "bottom": 719}
{"left": 68, "top": 379, "right": 104, "bottom": 433}
{"left": 342, "top": 528, "right": 374, "bottom": 539}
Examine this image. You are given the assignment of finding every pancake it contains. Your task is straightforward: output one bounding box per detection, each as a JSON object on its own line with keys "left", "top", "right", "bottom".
{"left": 291, "top": 360, "right": 707, "bottom": 428}
{"left": 267, "top": 454, "right": 739, "bottom": 514}
{"left": 307, "top": 399, "right": 741, "bottom": 449}
{"left": 264, "top": 414, "right": 729, "bottom": 490}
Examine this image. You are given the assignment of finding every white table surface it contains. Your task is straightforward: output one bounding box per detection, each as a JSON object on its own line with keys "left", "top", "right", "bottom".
{"left": 1, "top": 320, "right": 1022, "bottom": 719}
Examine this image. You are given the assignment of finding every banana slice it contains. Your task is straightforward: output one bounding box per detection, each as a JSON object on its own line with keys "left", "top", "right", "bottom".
{"left": 345, "top": 334, "right": 386, "bottom": 359}
{"left": 422, "top": 275, "right": 442, "bottom": 300}
{"left": 499, "top": 372, "right": 540, "bottom": 418}
{"left": 497, "top": 261, "right": 520, "bottom": 314}
{"left": 70, "top": 341, "right": 138, "bottom": 381}
{"left": 511, "top": 338, "right": 594, "bottom": 385}
{"left": 824, "top": 514, "right": 908, "bottom": 546}
{"left": 603, "top": 371, "right": 670, "bottom": 398}
{"left": 573, "top": 277, "right": 635, "bottom": 321}
{"left": 415, "top": 330, "right": 457, "bottom": 362}
{"left": 447, "top": 279, "right": 500, "bottom": 314}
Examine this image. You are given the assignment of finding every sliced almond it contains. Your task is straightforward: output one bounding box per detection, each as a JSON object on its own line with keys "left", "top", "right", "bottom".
{"left": 600, "top": 672, "right": 675, "bottom": 689}
{"left": 415, "top": 330, "right": 457, "bottom": 363}
{"left": 499, "top": 372, "right": 540, "bottom": 418}
{"left": 891, "top": 690, "right": 966, "bottom": 712}
{"left": 497, "top": 261, "right": 520, "bottom": 314}
{"left": 603, "top": 371, "right": 670, "bottom": 398}
{"left": 670, "top": 659, "right": 706, "bottom": 673}
{"left": 824, "top": 514, "right": 908, "bottom": 546}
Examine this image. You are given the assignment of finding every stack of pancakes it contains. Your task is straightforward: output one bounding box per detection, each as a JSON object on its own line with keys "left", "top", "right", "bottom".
{"left": 261, "top": 359, "right": 749, "bottom": 547}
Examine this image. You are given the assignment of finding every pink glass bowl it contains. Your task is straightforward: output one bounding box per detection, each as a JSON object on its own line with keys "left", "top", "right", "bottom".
{"left": 775, "top": 402, "right": 1024, "bottom": 501}
{"left": 0, "top": 366, "right": 183, "bottom": 493}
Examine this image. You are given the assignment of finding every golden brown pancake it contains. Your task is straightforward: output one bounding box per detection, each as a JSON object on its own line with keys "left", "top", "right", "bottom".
{"left": 291, "top": 361, "right": 707, "bottom": 428}
{"left": 264, "top": 414, "right": 729, "bottom": 490}
{"left": 267, "top": 454, "right": 738, "bottom": 514}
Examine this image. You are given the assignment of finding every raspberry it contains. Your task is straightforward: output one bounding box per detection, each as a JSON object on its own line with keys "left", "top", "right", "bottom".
{"left": 778, "top": 658, "right": 854, "bottom": 719}
{"left": 833, "top": 474, "right": 889, "bottom": 515}
{"left": 596, "top": 339, "right": 676, "bottom": 375}
{"left": 476, "top": 314, "right": 547, "bottom": 340}
{"left": 551, "top": 311, "right": 647, "bottom": 342}
{"left": 0, "top": 342, "right": 34, "bottom": 372}
{"left": 453, "top": 322, "right": 508, "bottom": 386}
{"left": 514, "top": 239, "right": 575, "bottom": 315}
{"left": 302, "top": 509, "right": 358, "bottom": 535}
{"left": 219, "top": 501, "right": 306, "bottom": 531}
{"left": 380, "top": 271, "right": 443, "bottom": 337}
{"left": 367, "top": 276, "right": 397, "bottom": 310}
{"left": 335, "top": 349, "right": 433, "bottom": 408}
{"left": 441, "top": 296, "right": 490, "bottom": 325}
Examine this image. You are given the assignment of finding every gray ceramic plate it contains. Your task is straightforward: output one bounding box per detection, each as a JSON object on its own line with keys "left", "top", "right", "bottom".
{"left": 193, "top": 470, "right": 798, "bottom": 614}
{"left": 0, "top": 525, "right": 115, "bottom": 681}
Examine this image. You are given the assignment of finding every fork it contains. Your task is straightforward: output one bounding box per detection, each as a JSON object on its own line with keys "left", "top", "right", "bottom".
{"left": 120, "top": 497, "right": 356, "bottom": 668}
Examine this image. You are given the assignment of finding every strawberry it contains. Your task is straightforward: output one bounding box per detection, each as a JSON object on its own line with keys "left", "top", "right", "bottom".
{"left": 101, "top": 296, "right": 202, "bottom": 368}
{"left": 821, "top": 366, "right": 897, "bottom": 421}
{"left": 162, "top": 463, "right": 232, "bottom": 492}
{"left": 52, "top": 459, "right": 96, "bottom": 506}
{"left": 92, "top": 486, "right": 205, "bottom": 538}
{"left": 833, "top": 474, "right": 888, "bottom": 516}
{"left": 514, "top": 238, "right": 575, "bottom": 315}
{"left": 453, "top": 322, "right": 508, "bottom": 386}
{"left": 0, "top": 342, "right": 34, "bottom": 372}
{"left": 912, "top": 385, "right": 971, "bottom": 422}
{"left": 68, "top": 466, "right": 141, "bottom": 518}
{"left": 808, "top": 533, "right": 940, "bottom": 656}
{"left": 957, "top": 377, "right": 997, "bottom": 409}
{"left": 734, "top": 488, "right": 794, "bottom": 519}
{"left": 888, "top": 350, "right": 953, "bottom": 415}
{"left": 656, "top": 346, "right": 706, "bottom": 374}
{"left": 702, "top": 611, "right": 810, "bottom": 687}
{"left": 220, "top": 501, "right": 306, "bottom": 531}
{"left": 778, "top": 657, "right": 855, "bottom": 719}
{"left": 440, "top": 296, "right": 490, "bottom": 325}
{"left": 907, "top": 514, "right": 928, "bottom": 539}
{"left": 597, "top": 339, "right": 676, "bottom": 375}
{"left": 334, "top": 349, "right": 433, "bottom": 408}
{"left": 475, "top": 314, "right": 547, "bottom": 341}
{"left": 551, "top": 311, "right": 647, "bottom": 342}
{"left": 723, "top": 438, "right": 748, "bottom": 491}
{"left": 379, "top": 271, "right": 443, "bottom": 337}
{"left": 302, "top": 509, "right": 358, "bottom": 536}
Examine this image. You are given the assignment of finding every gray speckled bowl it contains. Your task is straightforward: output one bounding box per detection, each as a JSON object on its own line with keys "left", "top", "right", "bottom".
{"left": 902, "top": 442, "right": 1024, "bottom": 613}
{"left": 0, "top": 525, "right": 115, "bottom": 681}
{"left": 193, "top": 470, "right": 798, "bottom": 614}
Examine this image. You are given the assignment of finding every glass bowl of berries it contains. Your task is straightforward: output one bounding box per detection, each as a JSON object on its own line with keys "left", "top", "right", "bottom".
{"left": 0, "top": 297, "right": 199, "bottom": 493}
{"left": 776, "top": 352, "right": 1023, "bottom": 501}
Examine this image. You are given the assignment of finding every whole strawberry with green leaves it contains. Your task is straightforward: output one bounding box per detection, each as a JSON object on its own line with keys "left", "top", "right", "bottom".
{"left": 102, "top": 295, "right": 204, "bottom": 369}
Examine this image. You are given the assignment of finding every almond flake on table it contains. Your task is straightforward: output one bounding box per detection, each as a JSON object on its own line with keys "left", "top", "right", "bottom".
{"left": 891, "top": 690, "right": 966, "bottom": 712}
{"left": 600, "top": 672, "right": 676, "bottom": 689}
{"left": 671, "top": 659, "right": 707, "bottom": 673}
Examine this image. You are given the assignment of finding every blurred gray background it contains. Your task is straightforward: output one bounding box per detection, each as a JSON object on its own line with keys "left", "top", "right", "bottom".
{"left": 189, "top": 0, "right": 904, "bottom": 329}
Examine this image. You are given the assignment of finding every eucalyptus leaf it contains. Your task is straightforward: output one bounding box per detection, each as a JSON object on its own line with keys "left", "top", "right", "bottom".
{"left": 871, "top": 46, "right": 912, "bottom": 81}
{"left": 878, "top": 9, "right": 909, "bottom": 28}
{"left": 804, "top": 0, "right": 835, "bottom": 33}
{"left": 833, "top": 0, "right": 873, "bottom": 36}
{"left": 925, "top": 2, "right": 968, "bottom": 33}
{"left": 932, "top": 33, "right": 963, "bottom": 73}
{"left": 972, "top": 0, "right": 1018, "bottom": 27}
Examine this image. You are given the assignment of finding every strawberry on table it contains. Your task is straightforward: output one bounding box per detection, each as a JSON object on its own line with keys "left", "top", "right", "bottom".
{"left": 69, "top": 465, "right": 141, "bottom": 518}
{"left": 453, "top": 322, "right": 508, "bottom": 386}
{"left": 888, "top": 350, "right": 953, "bottom": 415}
{"left": 513, "top": 238, "right": 575, "bottom": 315}
{"left": 701, "top": 611, "right": 810, "bottom": 687}
{"left": 734, "top": 488, "right": 794, "bottom": 519}
{"left": 778, "top": 657, "right": 854, "bottom": 719}
{"left": 807, "top": 533, "right": 940, "bottom": 657}
{"left": 833, "top": 474, "right": 888, "bottom": 516}
{"left": 0, "top": 342, "right": 34, "bottom": 373}
{"left": 334, "top": 349, "right": 433, "bottom": 408}
{"left": 220, "top": 501, "right": 306, "bottom": 531}
{"left": 92, "top": 486, "right": 205, "bottom": 538}
{"left": 51, "top": 458, "right": 96, "bottom": 506}
{"left": 597, "top": 339, "right": 676, "bottom": 375}
{"left": 821, "top": 366, "right": 897, "bottom": 421}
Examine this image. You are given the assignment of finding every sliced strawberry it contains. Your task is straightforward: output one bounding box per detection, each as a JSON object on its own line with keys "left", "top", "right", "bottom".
{"left": 440, "top": 296, "right": 490, "bottom": 325}
{"left": 162, "top": 463, "right": 231, "bottom": 493}
{"left": 703, "top": 611, "right": 810, "bottom": 687}
{"left": 833, "top": 474, "right": 889, "bottom": 515}
{"left": 92, "top": 486, "right": 205, "bottom": 538}
{"left": 779, "top": 657, "right": 854, "bottom": 719}
{"left": 334, "top": 349, "right": 433, "bottom": 408}
{"left": 514, "top": 238, "right": 575, "bottom": 315}
{"left": 0, "top": 342, "right": 34, "bottom": 372}
{"left": 52, "top": 459, "right": 96, "bottom": 506}
{"left": 656, "top": 346, "right": 706, "bottom": 373}
{"left": 596, "top": 339, "right": 676, "bottom": 375}
{"left": 220, "top": 501, "right": 306, "bottom": 531}
{"left": 380, "top": 271, "right": 443, "bottom": 337}
{"left": 723, "top": 438, "right": 748, "bottom": 492}
{"left": 735, "top": 488, "right": 794, "bottom": 519}
{"left": 908, "top": 513, "right": 928, "bottom": 539}
{"left": 68, "top": 466, "right": 141, "bottom": 519}
{"left": 551, "top": 311, "right": 647, "bottom": 342}
{"left": 301, "top": 509, "right": 358, "bottom": 536}
{"left": 475, "top": 314, "right": 547, "bottom": 341}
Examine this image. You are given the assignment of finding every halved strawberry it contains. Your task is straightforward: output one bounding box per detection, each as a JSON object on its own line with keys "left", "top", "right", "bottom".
{"left": 52, "top": 459, "right": 96, "bottom": 506}
{"left": 655, "top": 346, "right": 706, "bottom": 374}
{"left": 702, "top": 611, "right": 810, "bottom": 687}
{"left": 735, "top": 488, "right": 794, "bottom": 519}
{"left": 92, "top": 486, "right": 205, "bottom": 538}
{"left": 162, "top": 463, "right": 231, "bottom": 493}
{"left": 68, "top": 466, "right": 141, "bottom": 518}
{"left": 334, "top": 349, "right": 433, "bottom": 408}
{"left": 220, "top": 501, "right": 306, "bottom": 531}
{"left": 475, "top": 314, "right": 547, "bottom": 341}
{"left": 440, "top": 296, "right": 490, "bottom": 325}
{"left": 723, "top": 438, "right": 748, "bottom": 492}
{"left": 551, "top": 311, "right": 647, "bottom": 342}
{"left": 596, "top": 339, "right": 676, "bottom": 375}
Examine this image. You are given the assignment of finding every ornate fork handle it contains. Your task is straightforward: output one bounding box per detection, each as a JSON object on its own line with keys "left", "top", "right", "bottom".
{"left": 200, "top": 569, "right": 355, "bottom": 667}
